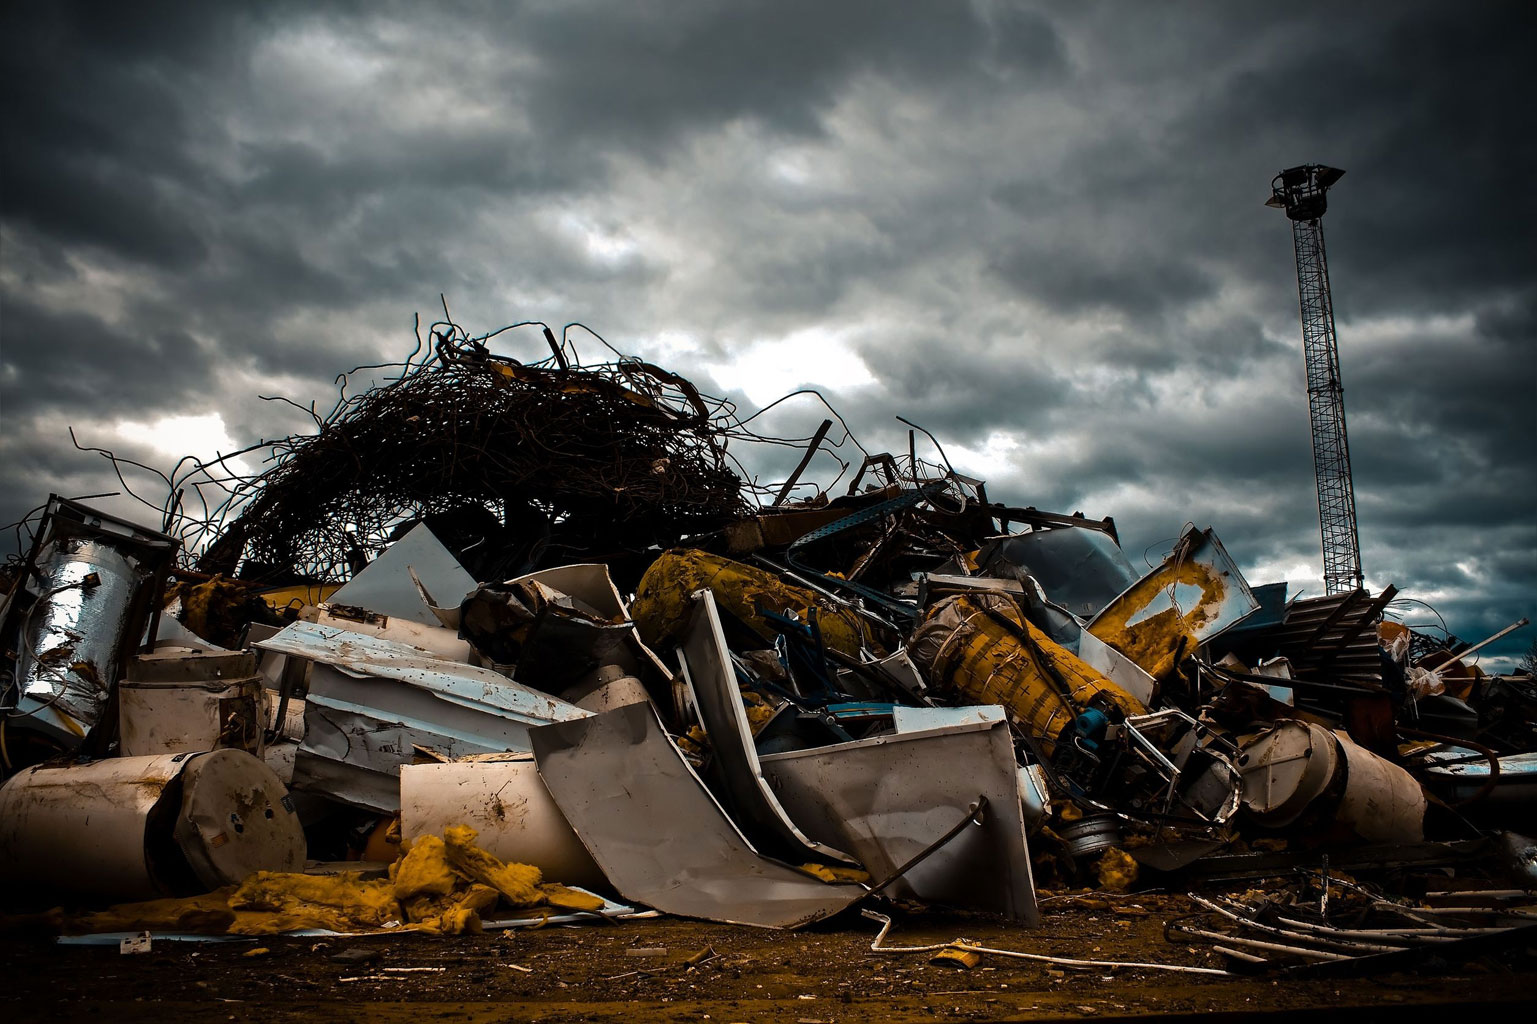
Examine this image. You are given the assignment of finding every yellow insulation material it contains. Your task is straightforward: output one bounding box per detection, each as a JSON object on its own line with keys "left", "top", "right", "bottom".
{"left": 540, "top": 883, "right": 607, "bottom": 912}
{"left": 73, "top": 891, "right": 236, "bottom": 936}
{"left": 443, "top": 824, "right": 543, "bottom": 905}
{"left": 910, "top": 594, "right": 1145, "bottom": 755}
{"left": 1094, "top": 848, "right": 1140, "bottom": 892}
{"left": 632, "top": 549, "right": 875, "bottom": 657}
{"left": 391, "top": 834, "right": 459, "bottom": 900}
{"left": 53, "top": 827, "right": 596, "bottom": 939}
{"left": 798, "top": 863, "right": 873, "bottom": 885}
{"left": 228, "top": 871, "right": 401, "bottom": 934}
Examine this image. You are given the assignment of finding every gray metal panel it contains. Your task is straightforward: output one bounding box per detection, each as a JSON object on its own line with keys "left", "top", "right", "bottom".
{"left": 759, "top": 713, "right": 1039, "bottom": 925}
{"left": 678, "top": 589, "right": 856, "bottom": 865}
{"left": 329, "top": 522, "right": 477, "bottom": 625}
{"left": 529, "top": 702, "right": 866, "bottom": 929}
{"left": 256, "top": 621, "right": 589, "bottom": 812}
{"left": 255, "top": 621, "right": 586, "bottom": 724}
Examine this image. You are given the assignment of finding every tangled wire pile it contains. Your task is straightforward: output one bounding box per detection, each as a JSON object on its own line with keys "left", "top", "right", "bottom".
{"left": 34, "top": 311, "right": 874, "bottom": 590}
{"left": 181, "top": 318, "right": 751, "bottom": 585}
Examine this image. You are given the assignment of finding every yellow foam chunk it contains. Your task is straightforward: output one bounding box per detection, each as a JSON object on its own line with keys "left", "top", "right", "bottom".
{"left": 798, "top": 863, "right": 871, "bottom": 885}
{"left": 1094, "top": 848, "right": 1139, "bottom": 893}
{"left": 539, "top": 883, "right": 605, "bottom": 912}
{"left": 443, "top": 824, "right": 543, "bottom": 906}
{"left": 392, "top": 834, "right": 459, "bottom": 901}
{"left": 229, "top": 871, "right": 402, "bottom": 931}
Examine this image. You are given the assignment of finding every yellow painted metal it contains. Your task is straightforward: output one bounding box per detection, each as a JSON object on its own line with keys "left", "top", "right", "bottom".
{"left": 912, "top": 595, "right": 1145, "bottom": 755}
{"left": 631, "top": 549, "right": 874, "bottom": 657}
{"left": 259, "top": 582, "right": 343, "bottom": 615}
{"left": 1087, "top": 548, "right": 1236, "bottom": 682}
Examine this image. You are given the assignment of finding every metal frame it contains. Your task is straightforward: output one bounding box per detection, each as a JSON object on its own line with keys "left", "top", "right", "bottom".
{"left": 1269, "top": 165, "right": 1364, "bottom": 594}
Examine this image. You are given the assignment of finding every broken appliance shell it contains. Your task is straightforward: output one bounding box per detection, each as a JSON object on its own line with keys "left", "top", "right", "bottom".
{"left": 677, "top": 588, "right": 857, "bottom": 866}
{"left": 529, "top": 701, "right": 867, "bottom": 929}
{"left": 1, "top": 495, "right": 179, "bottom": 744}
{"left": 759, "top": 704, "right": 1039, "bottom": 924}
{"left": 1087, "top": 526, "right": 1259, "bottom": 680}
{"left": 119, "top": 649, "right": 265, "bottom": 757}
{"left": 254, "top": 620, "right": 590, "bottom": 813}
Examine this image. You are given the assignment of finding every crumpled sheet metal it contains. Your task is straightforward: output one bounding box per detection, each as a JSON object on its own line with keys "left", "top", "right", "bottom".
{"left": 306, "top": 603, "right": 475, "bottom": 662}
{"left": 760, "top": 705, "right": 1039, "bottom": 924}
{"left": 1087, "top": 526, "right": 1258, "bottom": 681}
{"left": 255, "top": 621, "right": 584, "bottom": 723}
{"left": 909, "top": 594, "right": 1144, "bottom": 756}
{"left": 529, "top": 701, "right": 866, "bottom": 929}
{"left": 459, "top": 563, "right": 671, "bottom": 697}
{"left": 254, "top": 621, "right": 589, "bottom": 812}
{"left": 1075, "top": 628, "right": 1159, "bottom": 706}
{"left": 677, "top": 588, "right": 857, "bottom": 866}
{"left": 632, "top": 549, "right": 874, "bottom": 658}
{"left": 327, "top": 522, "right": 476, "bottom": 628}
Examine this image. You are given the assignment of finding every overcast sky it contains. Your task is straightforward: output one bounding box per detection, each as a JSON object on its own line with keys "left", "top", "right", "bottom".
{"left": 2, "top": 1, "right": 1532, "bottom": 666}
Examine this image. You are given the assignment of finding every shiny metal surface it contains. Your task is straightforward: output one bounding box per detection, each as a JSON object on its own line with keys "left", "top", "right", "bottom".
{"left": 17, "top": 538, "right": 140, "bottom": 733}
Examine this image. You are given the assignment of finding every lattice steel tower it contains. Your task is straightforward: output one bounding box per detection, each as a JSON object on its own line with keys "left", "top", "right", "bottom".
{"left": 1267, "top": 164, "right": 1363, "bottom": 594}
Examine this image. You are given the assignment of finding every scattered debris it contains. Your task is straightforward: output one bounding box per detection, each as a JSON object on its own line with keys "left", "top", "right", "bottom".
{"left": 1, "top": 315, "right": 1532, "bottom": 999}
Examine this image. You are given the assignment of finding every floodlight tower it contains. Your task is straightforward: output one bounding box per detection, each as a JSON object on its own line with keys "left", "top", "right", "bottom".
{"left": 1267, "top": 164, "right": 1363, "bottom": 595}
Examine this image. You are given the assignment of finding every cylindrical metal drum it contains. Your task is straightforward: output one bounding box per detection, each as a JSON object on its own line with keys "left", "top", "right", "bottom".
{"left": 400, "top": 755, "right": 608, "bottom": 890}
{"left": 0, "top": 750, "right": 305, "bottom": 903}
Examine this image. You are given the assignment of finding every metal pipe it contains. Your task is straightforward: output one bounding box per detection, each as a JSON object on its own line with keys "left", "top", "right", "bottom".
{"left": 1429, "top": 617, "right": 1529, "bottom": 677}
{"left": 771, "top": 419, "right": 833, "bottom": 507}
{"left": 1175, "top": 926, "right": 1348, "bottom": 962}
{"left": 1190, "top": 895, "right": 1409, "bottom": 954}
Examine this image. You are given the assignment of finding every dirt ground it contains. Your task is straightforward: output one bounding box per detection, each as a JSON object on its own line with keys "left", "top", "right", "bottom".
{"left": 4, "top": 893, "right": 1534, "bottom": 1023}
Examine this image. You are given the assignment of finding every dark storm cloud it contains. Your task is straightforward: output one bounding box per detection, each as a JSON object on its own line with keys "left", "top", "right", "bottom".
{"left": 517, "top": 0, "right": 1064, "bottom": 147}
{"left": 1, "top": 1, "right": 1531, "bottom": 662}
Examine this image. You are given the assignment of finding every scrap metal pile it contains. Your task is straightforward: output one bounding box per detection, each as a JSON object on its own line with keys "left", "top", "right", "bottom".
{"left": 2, "top": 319, "right": 1533, "bottom": 970}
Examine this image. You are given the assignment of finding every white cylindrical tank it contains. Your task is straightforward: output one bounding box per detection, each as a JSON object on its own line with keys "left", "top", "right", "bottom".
{"left": 400, "top": 755, "right": 608, "bottom": 891}
{"left": 0, "top": 749, "right": 305, "bottom": 903}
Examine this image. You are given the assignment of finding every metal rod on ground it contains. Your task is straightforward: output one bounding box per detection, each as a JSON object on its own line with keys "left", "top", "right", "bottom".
{"left": 1214, "top": 945, "right": 1268, "bottom": 964}
{"left": 771, "top": 419, "right": 833, "bottom": 507}
{"left": 1189, "top": 896, "right": 1410, "bottom": 954}
{"left": 864, "top": 911, "right": 1230, "bottom": 976}
{"left": 1269, "top": 912, "right": 1507, "bottom": 942}
{"left": 1176, "top": 926, "right": 1349, "bottom": 962}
